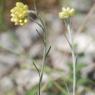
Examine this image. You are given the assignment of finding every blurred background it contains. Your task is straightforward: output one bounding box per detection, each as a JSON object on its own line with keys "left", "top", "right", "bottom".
{"left": 0, "top": 0, "right": 95, "bottom": 95}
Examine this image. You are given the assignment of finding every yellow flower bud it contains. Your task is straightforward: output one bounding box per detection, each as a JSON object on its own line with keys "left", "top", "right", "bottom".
{"left": 10, "top": 2, "right": 29, "bottom": 26}
{"left": 59, "top": 7, "right": 75, "bottom": 19}
{"left": 24, "top": 19, "right": 28, "bottom": 23}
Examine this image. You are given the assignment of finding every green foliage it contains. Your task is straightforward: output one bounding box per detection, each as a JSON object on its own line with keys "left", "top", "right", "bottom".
{"left": 0, "top": 0, "right": 7, "bottom": 31}
{"left": 26, "top": 87, "right": 38, "bottom": 95}
{"left": 67, "top": 61, "right": 95, "bottom": 88}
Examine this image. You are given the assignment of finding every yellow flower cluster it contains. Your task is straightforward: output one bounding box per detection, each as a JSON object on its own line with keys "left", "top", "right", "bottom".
{"left": 59, "top": 7, "right": 75, "bottom": 19}
{"left": 10, "top": 2, "right": 29, "bottom": 26}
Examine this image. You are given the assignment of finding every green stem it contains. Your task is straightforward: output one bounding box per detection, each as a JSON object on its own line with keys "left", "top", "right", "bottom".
{"left": 29, "top": 5, "right": 49, "bottom": 95}
{"left": 67, "top": 22, "right": 76, "bottom": 95}
{"left": 38, "top": 16, "right": 47, "bottom": 95}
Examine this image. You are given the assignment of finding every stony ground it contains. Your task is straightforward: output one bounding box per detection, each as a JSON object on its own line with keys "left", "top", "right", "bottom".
{"left": 0, "top": 0, "right": 95, "bottom": 95}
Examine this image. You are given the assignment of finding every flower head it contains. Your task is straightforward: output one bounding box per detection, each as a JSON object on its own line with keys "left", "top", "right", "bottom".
{"left": 59, "top": 7, "right": 75, "bottom": 19}
{"left": 10, "top": 2, "right": 29, "bottom": 26}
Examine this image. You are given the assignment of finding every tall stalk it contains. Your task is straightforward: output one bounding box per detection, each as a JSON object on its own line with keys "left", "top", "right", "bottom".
{"left": 65, "top": 20, "right": 77, "bottom": 95}
{"left": 38, "top": 18, "right": 47, "bottom": 95}
{"left": 29, "top": 8, "right": 49, "bottom": 95}
{"left": 29, "top": 0, "right": 49, "bottom": 94}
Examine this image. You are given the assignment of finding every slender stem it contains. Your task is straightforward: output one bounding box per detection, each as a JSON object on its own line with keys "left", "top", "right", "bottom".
{"left": 33, "top": 61, "right": 40, "bottom": 76}
{"left": 72, "top": 50, "right": 76, "bottom": 95}
{"left": 38, "top": 16, "right": 47, "bottom": 95}
{"left": 39, "top": 43, "right": 46, "bottom": 95}
{"left": 67, "top": 22, "right": 76, "bottom": 95}
{"left": 28, "top": 10, "right": 36, "bottom": 14}
{"left": 67, "top": 23, "right": 72, "bottom": 44}
{"left": 29, "top": 3, "right": 49, "bottom": 94}
{"left": 29, "top": 10, "right": 47, "bottom": 95}
{"left": 33, "top": 0, "right": 38, "bottom": 15}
